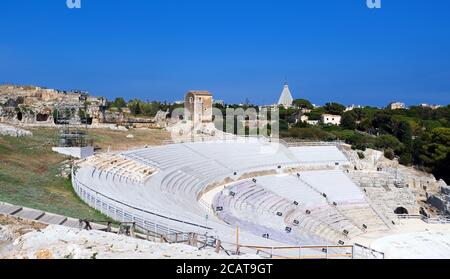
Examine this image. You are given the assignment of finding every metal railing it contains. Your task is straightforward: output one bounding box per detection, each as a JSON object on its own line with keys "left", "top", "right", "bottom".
{"left": 72, "top": 173, "right": 390, "bottom": 259}
{"left": 224, "top": 243, "right": 384, "bottom": 259}
{"left": 281, "top": 139, "right": 345, "bottom": 147}
{"left": 72, "top": 172, "right": 213, "bottom": 237}
{"left": 353, "top": 243, "right": 385, "bottom": 259}
{"left": 397, "top": 214, "right": 450, "bottom": 224}
{"left": 162, "top": 134, "right": 270, "bottom": 145}
{"left": 239, "top": 244, "right": 354, "bottom": 259}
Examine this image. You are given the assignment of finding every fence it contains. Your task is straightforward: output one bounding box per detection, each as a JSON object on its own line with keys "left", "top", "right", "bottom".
{"left": 239, "top": 244, "right": 353, "bottom": 259}
{"left": 162, "top": 134, "right": 270, "bottom": 145}
{"left": 397, "top": 214, "right": 450, "bottom": 224}
{"left": 223, "top": 243, "right": 384, "bottom": 259}
{"left": 352, "top": 243, "right": 385, "bottom": 259}
{"left": 71, "top": 172, "right": 213, "bottom": 238}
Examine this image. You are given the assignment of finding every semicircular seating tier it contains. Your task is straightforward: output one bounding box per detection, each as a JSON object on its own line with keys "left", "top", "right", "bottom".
{"left": 73, "top": 137, "right": 391, "bottom": 249}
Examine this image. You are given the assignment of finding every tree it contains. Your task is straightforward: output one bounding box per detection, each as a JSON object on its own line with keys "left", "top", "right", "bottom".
{"left": 372, "top": 113, "right": 394, "bottom": 134}
{"left": 324, "top": 102, "right": 346, "bottom": 115}
{"left": 352, "top": 108, "right": 366, "bottom": 121}
{"left": 141, "top": 101, "right": 161, "bottom": 117}
{"left": 111, "top": 97, "right": 127, "bottom": 108}
{"left": 393, "top": 120, "right": 413, "bottom": 166}
{"left": 399, "top": 152, "right": 413, "bottom": 166}
{"left": 128, "top": 100, "right": 142, "bottom": 115}
{"left": 347, "top": 133, "right": 368, "bottom": 151}
{"left": 306, "top": 107, "right": 325, "bottom": 120}
{"left": 279, "top": 119, "right": 289, "bottom": 133}
{"left": 293, "top": 99, "right": 313, "bottom": 110}
{"left": 357, "top": 118, "right": 372, "bottom": 133}
{"left": 430, "top": 127, "right": 450, "bottom": 146}
{"left": 287, "top": 127, "right": 335, "bottom": 141}
{"left": 433, "top": 153, "right": 450, "bottom": 184}
{"left": 412, "top": 137, "right": 425, "bottom": 166}
{"left": 341, "top": 112, "right": 357, "bottom": 130}
{"left": 396, "top": 120, "right": 413, "bottom": 146}
{"left": 375, "top": 135, "right": 404, "bottom": 153}
{"left": 419, "top": 128, "right": 450, "bottom": 181}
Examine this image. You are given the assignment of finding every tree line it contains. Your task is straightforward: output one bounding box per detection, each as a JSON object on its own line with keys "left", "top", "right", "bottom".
{"left": 108, "top": 96, "right": 449, "bottom": 183}
{"left": 280, "top": 100, "right": 450, "bottom": 184}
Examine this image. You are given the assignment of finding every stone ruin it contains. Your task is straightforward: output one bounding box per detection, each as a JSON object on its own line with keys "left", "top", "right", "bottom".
{"left": 151, "top": 109, "right": 170, "bottom": 128}
{"left": 0, "top": 85, "right": 106, "bottom": 126}
{"left": 341, "top": 146, "right": 447, "bottom": 218}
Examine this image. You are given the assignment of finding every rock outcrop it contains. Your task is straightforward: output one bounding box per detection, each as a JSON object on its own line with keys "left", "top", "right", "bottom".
{"left": 427, "top": 180, "right": 450, "bottom": 215}
{"left": 342, "top": 146, "right": 446, "bottom": 219}
{"left": 0, "top": 85, "right": 106, "bottom": 125}
{"left": 0, "top": 123, "right": 33, "bottom": 137}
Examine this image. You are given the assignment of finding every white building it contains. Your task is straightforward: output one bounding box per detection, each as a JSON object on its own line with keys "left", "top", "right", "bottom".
{"left": 277, "top": 83, "right": 294, "bottom": 108}
{"left": 321, "top": 114, "right": 341, "bottom": 126}
{"left": 299, "top": 115, "right": 320, "bottom": 126}
{"left": 300, "top": 115, "right": 309, "bottom": 122}
{"left": 420, "top": 103, "right": 441, "bottom": 110}
{"left": 389, "top": 102, "right": 406, "bottom": 110}
{"left": 345, "top": 104, "right": 362, "bottom": 112}
{"left": 306, "top": 120, "right": 320, "bottom": 126}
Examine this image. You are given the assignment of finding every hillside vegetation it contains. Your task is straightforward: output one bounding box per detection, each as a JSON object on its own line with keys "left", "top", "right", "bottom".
{"left": 280, "top": 103, "right": 450, "bottom": 183}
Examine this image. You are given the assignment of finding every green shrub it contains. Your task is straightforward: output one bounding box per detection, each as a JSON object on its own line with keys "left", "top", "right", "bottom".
{"left": 375, "top": 135, "right": 404, "bottom": 153}
{"left": 287, "top": 127, "right": 335, "bottom": 141}
{"left": 399, "top": 152, "right": 413, "bottom": 166}
{"left": 384, "top": 148, "right": 395, "bottom": 160}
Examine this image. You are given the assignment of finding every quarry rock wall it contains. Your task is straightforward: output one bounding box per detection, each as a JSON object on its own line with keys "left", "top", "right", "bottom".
{"left": 342, "top": 146, "right": 445, "bottom": 218}
{"left": 427, "top": 181, "right": 450, "bottom": 215}
{"left": 0, "top": 85, "right": 106, "bottom": 126}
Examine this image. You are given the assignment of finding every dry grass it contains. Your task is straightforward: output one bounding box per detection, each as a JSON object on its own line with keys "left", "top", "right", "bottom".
{"left": 88, "top": 128, "right": 170, "bottom": 152}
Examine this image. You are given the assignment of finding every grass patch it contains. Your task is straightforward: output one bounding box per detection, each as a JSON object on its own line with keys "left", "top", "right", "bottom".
{"left": 0, "top": 127, "right": 168, "bottom": 221}
{"left": 87, "top": 128, "right": 169, "bottom": 152}
{"left": 0, "top": 128, "right": 109, "bottom": 220}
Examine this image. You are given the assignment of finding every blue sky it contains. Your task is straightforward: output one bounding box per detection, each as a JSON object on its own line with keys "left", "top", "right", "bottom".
{"left": 1, "top": 0, "right": 450, "bottom": 106}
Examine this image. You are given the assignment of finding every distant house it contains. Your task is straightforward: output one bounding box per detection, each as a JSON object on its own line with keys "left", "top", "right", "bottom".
{"left": 389, "top": 102, "right": 406, "bottom": 110}
{"left": 298, "top": 115, "right": 319, "bottom": 126}
{"left": 300, "top": 115, "right": 309, "bottom": 122}
{"left": 306, "top": 120, "right": 319, "bottom": 126}
{"left": 321, "top": 114, "right": 341, "bottom": 126}
{"left": 420, "top": 103, "right": 441, "bottom": 110}
{"left": 345, "top": 104, "right": 362, "bottom": 112}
